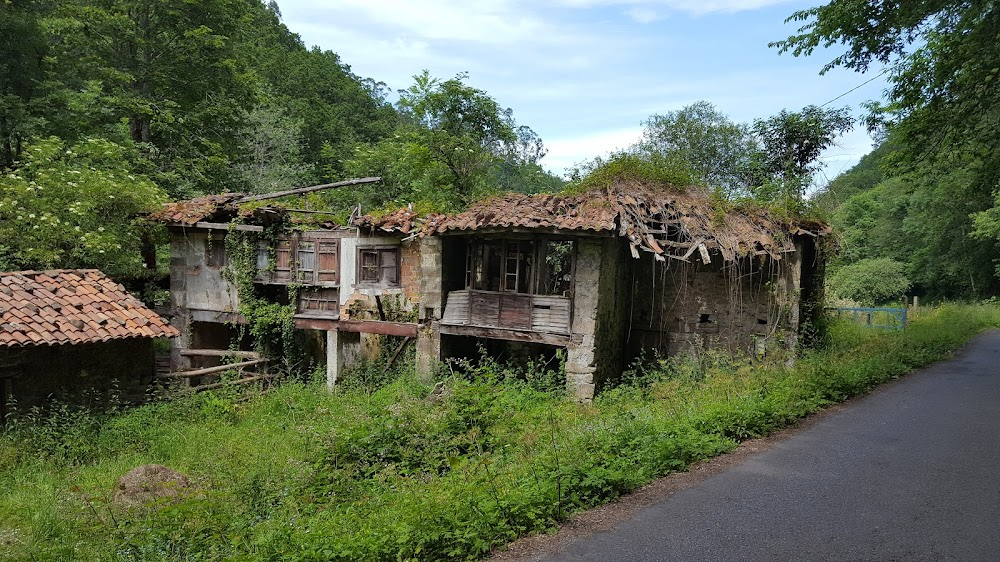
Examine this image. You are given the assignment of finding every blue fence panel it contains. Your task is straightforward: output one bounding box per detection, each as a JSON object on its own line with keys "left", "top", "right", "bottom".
{"left": 827, "top": 307, "right": 907, "bottom": 330}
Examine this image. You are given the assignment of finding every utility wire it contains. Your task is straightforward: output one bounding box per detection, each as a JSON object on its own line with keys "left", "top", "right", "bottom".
{"left": 819, "top": 67, "right": 892, "bottom": 107}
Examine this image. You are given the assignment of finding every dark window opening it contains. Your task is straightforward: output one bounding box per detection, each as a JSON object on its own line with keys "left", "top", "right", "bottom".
{"left": 757, "top": 318, "right": 768, "bottom": 325}
{"left": 358, "top": 247, "right": 400, "bottom": 285}
{"left": 699, "top": 314, "right": 712, "bottom": 323}
{"left": 206, "top": 238, "right": 227, "bottom": 268}
{"left": 466, "top": 239, "right": 573, "bottom": 295}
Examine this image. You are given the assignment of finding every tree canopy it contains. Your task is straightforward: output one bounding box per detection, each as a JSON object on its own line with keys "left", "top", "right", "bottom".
{"left": 779, "top": 1, "right": 1000, "bottom": 299}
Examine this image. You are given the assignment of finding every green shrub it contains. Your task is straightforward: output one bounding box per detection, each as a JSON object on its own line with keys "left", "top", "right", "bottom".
{"left": 828, "top": 258, "right": 911, "bottom": 305}
{"left": 0, "top": 303, "right": 996, "bottom": 561}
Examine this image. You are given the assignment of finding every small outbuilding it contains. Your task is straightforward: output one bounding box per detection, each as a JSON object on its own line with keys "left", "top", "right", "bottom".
{"left": 0, "top": 269, "right": 178, "bottom": 420}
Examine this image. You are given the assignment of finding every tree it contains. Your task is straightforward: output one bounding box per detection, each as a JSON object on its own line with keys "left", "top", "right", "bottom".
{"left": 629, "top": 101, "right": 852, "bottom": 205}
{"left": 775, "top": 1, "right": 1000, "bottom": 297}
{"left": 750, "top": 105, "right": 853, "bottom": 192}
{"left": 235, "top": 103, "right": 311, "bottom": 194}
{"left": 46, "top": 0, "right": 256, "bottom": 197}
{"left": 344, "top": 71, "right": 558, "bottom": 212}
{"left": 827, "top": 258, "right": 911, "bottom": 306}
{"left": 0, "top": 137, "right": 167, "bottom": 277}
{"left": 638, "top": 101, "right": 753, "bottom": 195}
{"left": 0, "top": 0, "right": 48, "bottom": 169}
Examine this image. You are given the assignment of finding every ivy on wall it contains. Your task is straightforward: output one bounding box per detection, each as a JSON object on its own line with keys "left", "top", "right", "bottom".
{"left": 223, "top": 219, "right": 308, "bottom": 375}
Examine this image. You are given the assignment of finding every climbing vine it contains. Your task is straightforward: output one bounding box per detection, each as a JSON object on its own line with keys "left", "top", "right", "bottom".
{"left": 223, "top": 218, "right": 308, "bottom": 375}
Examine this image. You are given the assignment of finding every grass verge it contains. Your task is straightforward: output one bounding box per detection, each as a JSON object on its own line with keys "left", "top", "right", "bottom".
{"left": 1, "top": 304, "right": 997, "bottom": 561}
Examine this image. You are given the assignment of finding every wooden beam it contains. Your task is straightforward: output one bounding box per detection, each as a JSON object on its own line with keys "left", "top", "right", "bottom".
{"left": 283, "top": 209, "right": 340, "bottom": 216}
{"left": 193, "top": 222, "right": 264, "bottom": 232}
{"left": 189, "top": 309, "right": 246, "bottom": 324}
{"left": 292, "top": 316, "right": 419, "bottom": 337}
{"left": 383, "top": 336, "right": 413, "bottom": 374}
{"left": 438, "top": 323, "right": 571, "bottom": 346}
{"left": 235, "top": 177, "right": 381, "bottom": 204}
{"left": 179, "top": 349, "right": 261, "bottom": 359}
{"left": 194, "top": 373, "right": 274, "bottom": 392}
{"left": 160, "top": 358, "right": 269, "bottom": 379}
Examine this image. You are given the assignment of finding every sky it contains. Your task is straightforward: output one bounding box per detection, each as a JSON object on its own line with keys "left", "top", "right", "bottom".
{"left": 272, "top": 0, "right": 889, "bottom": 185}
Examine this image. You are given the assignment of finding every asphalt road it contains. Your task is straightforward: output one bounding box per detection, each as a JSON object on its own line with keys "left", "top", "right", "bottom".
{"left": 542, "top": 330, "right": 1000, "bottom": 561}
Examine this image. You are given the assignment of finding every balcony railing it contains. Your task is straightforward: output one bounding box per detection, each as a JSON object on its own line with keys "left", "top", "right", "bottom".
{"left": 441, "top": 289, "right": 571, "bottom": 335}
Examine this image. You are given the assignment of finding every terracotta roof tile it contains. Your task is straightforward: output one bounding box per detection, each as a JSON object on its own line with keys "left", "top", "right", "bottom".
{"left": 0, "top": 269, "right": 178, "bottom": 349}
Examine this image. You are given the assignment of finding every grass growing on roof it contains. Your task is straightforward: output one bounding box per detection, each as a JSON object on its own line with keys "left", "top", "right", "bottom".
{"left": 1, "top": 304, "right": 999, "bottom": 561}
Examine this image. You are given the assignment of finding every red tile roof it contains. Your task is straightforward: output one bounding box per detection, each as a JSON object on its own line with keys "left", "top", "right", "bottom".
{"left": 0, "top": 270, "right": 178, "bottom": 348}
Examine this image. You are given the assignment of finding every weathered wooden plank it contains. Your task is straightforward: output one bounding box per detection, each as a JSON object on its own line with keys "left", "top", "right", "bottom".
{"left": 499, "top": 294, "right": 531, "bottom": 330}
{"left": 235, "top": 177, "right": 381, "bottom": 203}
{"left": 438, "top": 323, "right": 571, "bottom": 346}
{"left": 193, "top": 222, "right": 264, "bottom": 232}
{"left": 194, "top": 374, "right": 275, "bottom": 392}
{"left": 470, "top": 292, "right": 501, "bottom": 326}
{"left": 292, "top": 317, "right": 419, "bottom": 337}
{"left": 162, "top": 358, "right": 269, "bottom": 379}
{"left": 179, "top": 349, "right": 261, "bottom": 359}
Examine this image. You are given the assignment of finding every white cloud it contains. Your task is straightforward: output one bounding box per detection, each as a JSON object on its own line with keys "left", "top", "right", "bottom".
{"left": 559, "top": 0, "right": 798, "bottom": 17}
{"left": 542, "top": 127, "right": 644, "bottom": 175}
{"left": 626, "top": 7, "right": 661, "bottom": 23}
{"left": 286, "top": 0, "right": 550, "bottom": 44}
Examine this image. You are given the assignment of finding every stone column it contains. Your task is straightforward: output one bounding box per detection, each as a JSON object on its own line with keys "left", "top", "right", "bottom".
{"left": 326, "top": 329, "right": 360, "bottom": 390}
{"left": 169, "top": 231, "right": 192, "bottom": 372}
{"left": 565, "top": 240, "right": 604, "bottom": 401}
{"left": 415, "top": 237, "right": 443, "bottom": 381}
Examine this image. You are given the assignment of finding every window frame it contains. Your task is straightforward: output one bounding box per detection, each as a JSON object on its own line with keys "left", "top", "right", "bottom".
{"left": 205, "top": 237, "right": 228, "bottom": 268}
{"left": 355, "top": 246, "right": 401, "bottom": 287}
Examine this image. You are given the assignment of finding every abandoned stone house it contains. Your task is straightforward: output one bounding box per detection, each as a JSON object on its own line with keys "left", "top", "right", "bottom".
{"left": 0, "top": 269, "right": 178, "bottom": 421}
{"left": 152, "top": 180, "right": 827, "bottom": 400}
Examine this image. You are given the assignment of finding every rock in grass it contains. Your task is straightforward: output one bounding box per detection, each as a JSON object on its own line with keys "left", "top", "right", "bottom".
{"left": 114, "top": 464, "right": 190, "bottom": 507}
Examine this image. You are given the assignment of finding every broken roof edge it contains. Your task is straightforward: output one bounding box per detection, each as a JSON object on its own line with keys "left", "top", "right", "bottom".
{"left": 148, "top": 177, "right": 382, "bottom": 227}
{"left": 356, "top": 182, "right": 830, "bottom": 262}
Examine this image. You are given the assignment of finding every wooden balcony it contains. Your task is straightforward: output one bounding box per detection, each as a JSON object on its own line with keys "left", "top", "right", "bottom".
{"left": 441, "top": 290, "right": 571, "bottom": 335}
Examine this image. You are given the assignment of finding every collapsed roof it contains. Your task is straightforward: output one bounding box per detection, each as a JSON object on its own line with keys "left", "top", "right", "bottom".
{"left": 359, "top": 183, "right": 830, "bottom": 262}
{"left": 149, "top": 179, "right": 828, "bottom": 263}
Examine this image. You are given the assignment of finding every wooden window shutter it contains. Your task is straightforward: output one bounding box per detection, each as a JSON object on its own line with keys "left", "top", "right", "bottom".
{"left": 316, "top": 240, "right": 340, "bottom": 284}
{"left": 297, "top": 240, "right": 316, "bottom": 283}
{"left": 273, "top": 238, "right": 293, "bottom": 283}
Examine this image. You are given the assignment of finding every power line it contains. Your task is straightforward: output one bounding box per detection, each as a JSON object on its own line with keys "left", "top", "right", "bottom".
{"left": 819, "top": 67, "right": 892, "bottom": 108}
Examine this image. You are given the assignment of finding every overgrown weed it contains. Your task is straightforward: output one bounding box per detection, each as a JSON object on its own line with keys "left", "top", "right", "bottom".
{"left": 0, "top": 304, "right": 997, "bottom": 560}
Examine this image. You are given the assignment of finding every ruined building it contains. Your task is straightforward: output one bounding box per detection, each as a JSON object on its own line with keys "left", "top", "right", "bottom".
{"left": 152, "top": 180, "right": 828, "bottom": 400}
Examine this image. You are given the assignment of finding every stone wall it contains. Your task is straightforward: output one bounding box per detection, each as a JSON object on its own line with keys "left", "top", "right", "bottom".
{"left": 626, "top": 251, "right": 790, "bottom": 359}
{"left": 593, "top": 238, "right": 632, "bottom": 390}
{"left": 0, "top": 338, "right": 156, "bottom": 412}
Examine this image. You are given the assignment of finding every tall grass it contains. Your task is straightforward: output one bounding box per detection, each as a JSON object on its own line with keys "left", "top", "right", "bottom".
{"left": 1, "top": 304, "right": 997, "bottom": 561}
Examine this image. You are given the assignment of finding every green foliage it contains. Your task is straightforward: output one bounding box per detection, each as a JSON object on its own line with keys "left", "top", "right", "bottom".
{"left": 600, "top": 100, "right": 852, "bottom": 208}
{"left": 567, "top": 151, "right": 695, "bottom": 192}
{"left": 776, "top": 1, "right": 1000, "bottom": 299}
{"left": 222, "top": 226, "right": 307, "bottom": 376}
{"left": 817, "top": 133, "right": 1000, "bottom": 299}
{"left": 344, "top": 71, "right": 562, "bottom": 213}
{"left": 638, "top": 101, "right": 754, "bottom": 195}
{"left": 0, "top": 137, "right": 167, "bottom": 276}
{"left": 827, "top": 258, "right": 911, "bottom": 305}
{"left": 3, "top": 305, "right": 997, "bottom": 560}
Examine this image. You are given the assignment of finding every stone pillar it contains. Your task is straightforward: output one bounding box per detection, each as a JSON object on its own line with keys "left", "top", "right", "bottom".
{"left": 169, "top": 231, "right": 192, "bottom": 372}
{"left": 326, "top": 329, "right": 360, "bottom": 390}
{"left": 416, "top": 237, "right": 443, "bottom": 381}
{"left": 414, "top": 324, "right": 441, "bottom": 380}
{"left": 782, "top": 240, "right": 804, "bottom": 361}
{"left": 565, "top": 240, "right": 604, "bottom": 401}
